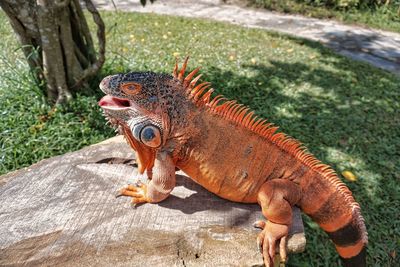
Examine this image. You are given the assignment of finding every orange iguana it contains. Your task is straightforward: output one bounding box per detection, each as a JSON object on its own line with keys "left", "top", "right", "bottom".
{"left": 98, "top": 58, "right": 367, "bottom": 266}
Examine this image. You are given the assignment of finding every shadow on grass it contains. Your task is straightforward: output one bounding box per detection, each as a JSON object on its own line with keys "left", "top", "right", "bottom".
{"left": 199, "top": 56, "right": 399, "bottom": 265}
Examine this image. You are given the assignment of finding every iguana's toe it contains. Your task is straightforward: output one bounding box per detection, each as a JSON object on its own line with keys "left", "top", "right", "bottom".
{"left": 255, "top": 220, "right": 289, "bottom": 267}
{"left": 115, "top": 183, "right": 148, "bottom": 204}
{"left": 253, "top": 220, "right": 266, "bottom": 229}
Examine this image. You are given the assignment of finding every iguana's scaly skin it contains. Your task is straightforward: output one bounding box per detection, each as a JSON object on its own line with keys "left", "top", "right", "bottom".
{"left": 99, "top": 58, "right": 368, "bottom": 266}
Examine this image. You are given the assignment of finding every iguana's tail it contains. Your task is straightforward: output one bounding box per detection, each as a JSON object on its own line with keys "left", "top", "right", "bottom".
{"left": 299, "top": 172, "right": 368, "bottom": 266}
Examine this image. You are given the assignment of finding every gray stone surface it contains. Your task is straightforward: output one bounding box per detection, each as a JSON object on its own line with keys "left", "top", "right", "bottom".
{"left": 92, "top": 0, "right": 400, "bottom": 75}
{"left": 0, "top": 136, "right": 305, "bottom": 266}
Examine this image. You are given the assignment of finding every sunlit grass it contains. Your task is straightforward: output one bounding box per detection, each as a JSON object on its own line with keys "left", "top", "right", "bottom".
{"left": 249, "top": 0, "right": 400, "bottom": 33}
{"left": 1, "top": 10, "right": 399, "bottom": 266}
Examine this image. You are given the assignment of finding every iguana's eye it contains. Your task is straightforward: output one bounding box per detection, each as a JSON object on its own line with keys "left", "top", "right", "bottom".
{"left": 140, "top": 125, "right": 162, "bottom": 148}
{"left": 121, "top": 82, "right": 141, "bottom": 95}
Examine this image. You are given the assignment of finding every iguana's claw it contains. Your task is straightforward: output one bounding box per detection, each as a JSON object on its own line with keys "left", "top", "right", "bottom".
{"left": 115, "top": 183, "right": 148, "bottom": 204}
{"left": 254, "top": 220, "right": 289, "bottom": 267}
{"left": 256, "top": 236, "right": 262, "bottom": 253}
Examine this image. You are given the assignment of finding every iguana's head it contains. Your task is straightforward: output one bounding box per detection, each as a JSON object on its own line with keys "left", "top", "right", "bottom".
{"left": 98, "top": 58, "right": 207, "bottom": 173}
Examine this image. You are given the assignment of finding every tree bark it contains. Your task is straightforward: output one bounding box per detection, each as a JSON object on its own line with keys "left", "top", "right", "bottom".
{"left": 0, "top": 0, "right": 105, "bottom": 104}
{"left": 0, "top": 1, "right": 43, "bottom": 82}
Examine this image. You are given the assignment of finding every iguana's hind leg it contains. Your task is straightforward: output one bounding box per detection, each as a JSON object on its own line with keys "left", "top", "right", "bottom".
{"left": 256, "top": 179, "right": 302, "bottom": 267}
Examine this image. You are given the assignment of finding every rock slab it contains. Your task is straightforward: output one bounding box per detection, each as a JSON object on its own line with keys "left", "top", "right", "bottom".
{"left": 0, "top": 136, "right": 305, "bottom": 266}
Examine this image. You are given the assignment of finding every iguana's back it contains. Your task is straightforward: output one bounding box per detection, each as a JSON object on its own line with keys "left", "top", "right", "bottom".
{"left": 177, "top": 110, "right": 305, "bottom": 203}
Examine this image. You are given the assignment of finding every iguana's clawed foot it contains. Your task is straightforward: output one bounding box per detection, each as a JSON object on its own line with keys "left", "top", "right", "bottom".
{"left": 254, "top": 220, "right": 289, "bottom": 267}
{"left": 115, "top": 182, "right": 148, "bottom": 205}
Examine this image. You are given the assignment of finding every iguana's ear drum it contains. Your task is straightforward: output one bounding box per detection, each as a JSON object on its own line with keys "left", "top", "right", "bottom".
{"left": 132, "top": 123, "right": 162, "bottom": 148}
{"left": 121, "top": 82, "right": 142, "bottom": 95}
{"left": 140, "top": 125, "right": 162, "bottom": 148}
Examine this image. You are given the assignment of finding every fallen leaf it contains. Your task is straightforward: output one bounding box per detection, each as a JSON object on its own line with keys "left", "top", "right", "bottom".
{"left": 342, "top": 170, "right": 357, "bottom": 182}
{"left": 389, "top": 250, "right": 396, "bottom": 259}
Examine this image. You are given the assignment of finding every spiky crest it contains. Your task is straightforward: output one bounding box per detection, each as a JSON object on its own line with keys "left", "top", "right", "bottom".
{"left": 172, "top": 57, "right": 367, "bottom": 243}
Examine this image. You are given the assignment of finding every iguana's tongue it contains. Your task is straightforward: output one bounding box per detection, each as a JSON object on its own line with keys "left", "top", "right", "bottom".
{"left": 123, "top": 127, "right": 155, "bottom": 174}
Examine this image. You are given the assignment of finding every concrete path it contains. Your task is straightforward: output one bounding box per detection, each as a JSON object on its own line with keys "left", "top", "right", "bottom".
{"left": 93, "top": 0, "right": 400, "bottom": 75}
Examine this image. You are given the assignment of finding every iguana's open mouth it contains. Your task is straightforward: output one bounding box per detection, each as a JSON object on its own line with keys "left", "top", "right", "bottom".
{"left": 98, "top": 95, "right": 156, "bottom": 174}
{"left": 99, "top": 95, "right": 131, "bottom": 110}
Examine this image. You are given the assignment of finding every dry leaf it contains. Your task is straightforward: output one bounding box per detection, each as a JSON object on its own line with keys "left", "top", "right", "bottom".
{"left": 342, "top": 170, "right": 357, "bottom": 182}
{"left": 389, "top": 250, "right": 396, "bottom": 259}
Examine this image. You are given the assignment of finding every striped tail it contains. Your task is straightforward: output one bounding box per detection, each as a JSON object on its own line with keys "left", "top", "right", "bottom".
{"left": 300, "top": 172, "right": 368, "bottom": 266}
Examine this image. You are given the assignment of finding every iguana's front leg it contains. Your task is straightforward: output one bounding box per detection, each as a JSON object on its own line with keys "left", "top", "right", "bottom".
{"left": 256, "top": 179, "right": 302, "bottom": 267}
{"left": 117, "top": 151, "right": 176, "bottom": 204}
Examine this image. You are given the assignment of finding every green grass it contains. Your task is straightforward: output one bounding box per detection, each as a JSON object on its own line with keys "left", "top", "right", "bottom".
{"left": 248, "top": 0, "right": 400, "bottom": 33}
{"left": 1, "top": 10, "right": 400, "bottom": 266}
{"left": 0, "top": 52, "right": 114, "bottom": 174}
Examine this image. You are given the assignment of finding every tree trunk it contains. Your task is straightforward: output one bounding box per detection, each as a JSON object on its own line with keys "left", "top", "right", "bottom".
{"left": 0, "top": 0, "right": 105, "bottom": 104}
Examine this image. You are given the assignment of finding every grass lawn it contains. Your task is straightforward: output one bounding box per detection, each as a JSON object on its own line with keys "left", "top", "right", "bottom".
{"left": 1, "top": 10, "right": 399, "bottom": 266}
{"left": 248, "top": 0, "right": 400, "bottom": 33}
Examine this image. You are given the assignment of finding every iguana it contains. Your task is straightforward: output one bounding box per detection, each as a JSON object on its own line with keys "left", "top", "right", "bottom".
{"left": 98, "top": 58, "right": 368, "bottom": 266}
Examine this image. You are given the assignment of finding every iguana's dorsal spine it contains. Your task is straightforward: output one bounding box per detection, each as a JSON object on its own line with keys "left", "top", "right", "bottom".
{"left": 173, "top": 56, "right": 368, "bottom": 252}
